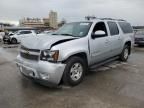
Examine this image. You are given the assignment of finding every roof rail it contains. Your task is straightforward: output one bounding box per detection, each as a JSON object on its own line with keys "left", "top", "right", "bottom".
{"left": 85, "top": 16, "right": 126, "bottom": 21}
{"left": 100, "top": 18, "right": 125, "bottom": 21}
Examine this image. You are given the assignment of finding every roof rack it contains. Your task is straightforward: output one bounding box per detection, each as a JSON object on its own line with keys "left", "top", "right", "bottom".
{"left": 100, "top": 18, "right": 126, "bottom": 21}
{"left": 85, "top": 16, "right": 126, "bottom": 21}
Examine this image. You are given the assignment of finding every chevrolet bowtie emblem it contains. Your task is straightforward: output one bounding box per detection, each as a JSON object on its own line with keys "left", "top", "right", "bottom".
{"left": 26, "top": 50, "right": 30, "bottom": 55}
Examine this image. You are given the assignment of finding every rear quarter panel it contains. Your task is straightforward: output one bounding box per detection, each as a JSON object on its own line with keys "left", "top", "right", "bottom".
{"left": 116, "top": 21, "right": 134, "bottom": 49}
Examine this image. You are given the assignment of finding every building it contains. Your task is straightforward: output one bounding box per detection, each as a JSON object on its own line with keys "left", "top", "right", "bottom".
{"left": 0, "top": 22, "right": 13, "bottom": 31}
{"left": 19, "top": 11, "right": 58, "bottom": 29}
{"left": 43, "top": 18, "right": 49, "bottom": 27}
{"left": 19, "top": 18, "right": 44, "bottom": 28}
{"left": 58, "top": 18, "right": 67, "bottom": 27}
{"left": 0, "top": 23, "right": 4, "bottom": 31}
{"left": 4, "top": 27, "right": 38, "bottom": 32}
{"left": 49, "top": 11, "right": 58, "bottom": 29}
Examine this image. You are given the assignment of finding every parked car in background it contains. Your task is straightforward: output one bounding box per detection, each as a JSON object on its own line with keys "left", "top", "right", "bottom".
{"left": 43, "top": 30, "right": 53, "bottom": 34}
{"left": 8, "top": 31, "right": 15, "bottom": 36}
{"left": 135, "top": 30, "right": 144, "bottom": 46}
{"left": 0, "top": 35, "right": 2, "bottom": 42}
{"left": 37, "top": 30, "right": 53, "bottom": 36}
{"left": 3, "top": 30, "right": 36, "bottom": 44}
{"left": 0, "top": 32, "right": 5, "bottom": 42}
{"left": 16, "top": 18, "right": 134, "bottom": 87}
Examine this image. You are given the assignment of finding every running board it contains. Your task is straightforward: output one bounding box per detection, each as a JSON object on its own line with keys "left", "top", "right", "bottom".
{"left": 89, "top": 56, "right": 119, "bottom": 71}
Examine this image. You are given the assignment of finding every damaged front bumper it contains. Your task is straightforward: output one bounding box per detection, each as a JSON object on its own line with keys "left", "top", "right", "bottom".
{"left": 16, "top": 55, "right": 66, "bottom": 86}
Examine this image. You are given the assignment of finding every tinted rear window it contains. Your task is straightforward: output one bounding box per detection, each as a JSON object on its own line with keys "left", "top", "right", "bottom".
{"left": 19, "top": 31, "right": 31, "bottom": 34}
{"left": 118, "top": 22, "right": 133, "bottom": 34}
{"left": 23, "top": 31, "right": 32, "bottom": 34}
{"left": 108, "top": 21, "right": 119, "bottom": 36}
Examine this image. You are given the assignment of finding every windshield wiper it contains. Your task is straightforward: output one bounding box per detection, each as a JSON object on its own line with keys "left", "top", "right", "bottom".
{"left": 60, "top": 33, "right": 74, "bottom": 36}
{"left": 52, "top": 33, "right": 59, "bottom": 35}
{"left": 52, "top": 33, "right": 75, "bottom": 37}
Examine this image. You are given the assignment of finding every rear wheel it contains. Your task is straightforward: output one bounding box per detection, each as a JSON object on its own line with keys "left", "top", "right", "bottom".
{"left": 120, "top": 45, "right": 130, "bottom": 62}
{"left": 62, "top": 56, "right": 87, "bottom": 86}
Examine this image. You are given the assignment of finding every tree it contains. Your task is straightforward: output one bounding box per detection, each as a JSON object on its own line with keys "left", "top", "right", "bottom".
{"left": 58, "top": 18, "right": 67, "bottom": 27}
{"left": 85, "top": 15, "right": 96, "bottom": 20}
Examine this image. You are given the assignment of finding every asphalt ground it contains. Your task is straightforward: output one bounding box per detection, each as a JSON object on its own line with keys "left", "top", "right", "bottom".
{"left": 0, "top": 43, "right": 144, "bottom": 108}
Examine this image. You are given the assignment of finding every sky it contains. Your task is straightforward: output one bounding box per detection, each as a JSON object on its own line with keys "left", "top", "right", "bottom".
{"left": 0, "top": 0, "right": 143, "bottom": 26}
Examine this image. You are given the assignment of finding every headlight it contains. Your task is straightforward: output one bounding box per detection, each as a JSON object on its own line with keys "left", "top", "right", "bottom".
{"left": 40, "top": 50, "right": 59, "bottom": 62}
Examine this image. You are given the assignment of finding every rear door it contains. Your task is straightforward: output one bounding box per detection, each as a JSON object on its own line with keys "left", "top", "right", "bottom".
{"left": 15, "top": 31, "right": 25, "bottom": 42}
{"left": 118, "top": 22, "right": 134, "bottom": 45}
{"left": 107, "top": 21, "right": 122, "bottom": 56}
{"left": 23, "top": 31, "right": 33, "bottom": 37}
{"left": 17, "top": 31, "right": 32, "bottom": 42}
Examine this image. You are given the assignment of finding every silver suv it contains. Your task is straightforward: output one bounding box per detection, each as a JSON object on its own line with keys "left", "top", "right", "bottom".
{"left": 16, "top": 18, "right": 134, "bottom": 87}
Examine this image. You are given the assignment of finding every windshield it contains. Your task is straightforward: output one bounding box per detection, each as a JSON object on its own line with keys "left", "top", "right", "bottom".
{"left": 52, "top": 22, "right": 92, "bottom": 37}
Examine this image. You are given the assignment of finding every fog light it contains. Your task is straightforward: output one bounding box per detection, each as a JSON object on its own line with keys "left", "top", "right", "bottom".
{"left": 29, "top": 72, "right": 35, "bottom": 77}
{"left": 40, "top": 73, "right": 49, "bottom": 80}
{"left": 19, "top": 66, "right": 23, "bottom": 73}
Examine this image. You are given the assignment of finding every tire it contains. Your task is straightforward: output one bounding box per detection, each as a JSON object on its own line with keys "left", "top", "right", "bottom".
{"left": 11, "top": 38, "right": 17, "bottom": 44}
{"left": 119, "top": 45, "right": 130, "bottom": 62}
{"left": 62, "top": 56, "right": 87, "bottom": 86}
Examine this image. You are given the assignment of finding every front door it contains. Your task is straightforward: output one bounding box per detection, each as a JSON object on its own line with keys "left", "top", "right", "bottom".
{"left": 89, "top": 21, "right": 111, "bottom": 65}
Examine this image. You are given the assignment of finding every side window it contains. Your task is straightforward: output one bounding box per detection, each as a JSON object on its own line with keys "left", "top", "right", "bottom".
{"left": 92, "top": 22, "right": 108, "bottom": 37}
{"left": 108, "top": 21, "right": 119, "bottom": 36}
{"left": 17, "top": 31, "right": 32, "bottom": 35}
{"left": 24, "top": 31, "right": 32, "bottom": 34}
{"left": 118, "top": 22, "right": 133, "bottom": 34}
{"left": 18, "top": 31, "right": 25, "bottom": 35}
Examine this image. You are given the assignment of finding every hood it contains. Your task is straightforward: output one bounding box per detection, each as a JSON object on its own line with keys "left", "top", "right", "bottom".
{"left": 10, "top": 34, "right": 18, "bottom": 38}
{"left": 21, "top": 35, "right": 77, "bottom": 50}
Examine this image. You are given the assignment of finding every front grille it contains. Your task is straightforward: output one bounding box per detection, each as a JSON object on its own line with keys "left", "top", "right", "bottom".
{"left": 21, "top": 45, "right": 40, "bottom": 52}
{"left": 20, "top": 46, "right": 40, "bottom": 61}
{"left": 20, "top": 52, "right": 39, "bottom": 61}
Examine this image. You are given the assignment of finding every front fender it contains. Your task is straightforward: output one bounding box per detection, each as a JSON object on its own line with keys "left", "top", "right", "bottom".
{"left": 60, "top": 50, "right": 88, "bottom": 62}
{"left": 11, "top": 36, "right": 20, "bottom": 42}
{"left": 51, "top": 37, "right": 89, "bottom": 63}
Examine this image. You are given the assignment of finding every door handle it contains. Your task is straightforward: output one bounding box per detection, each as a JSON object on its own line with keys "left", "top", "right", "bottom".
{"left": 118, "top": 37, "right": 121, "bottom": 40}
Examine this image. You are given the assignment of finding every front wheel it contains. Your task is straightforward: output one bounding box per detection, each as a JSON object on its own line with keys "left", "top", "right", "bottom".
{"left": 11, "top": 38, "right": 17, "bottom": 44}
{"left": 119, "top": 45, "right": 130, "bottom": 62}
{"left": 62, "top": 56, "right": 87, "bottom": 86}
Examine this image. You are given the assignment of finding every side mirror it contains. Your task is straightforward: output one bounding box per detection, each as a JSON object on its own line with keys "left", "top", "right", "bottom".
{"left": 92, "top": 30, "right": 106, "bottom": 39}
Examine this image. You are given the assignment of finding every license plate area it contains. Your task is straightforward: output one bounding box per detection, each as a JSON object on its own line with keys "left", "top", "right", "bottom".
{"left": 18, "top": 64, "right": 37, "bottom": 78}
